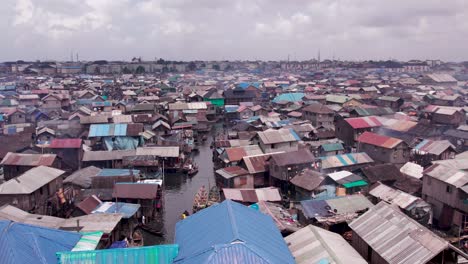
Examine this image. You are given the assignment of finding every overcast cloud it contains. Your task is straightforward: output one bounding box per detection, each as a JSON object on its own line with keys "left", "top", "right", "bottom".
{"left": 1, "top": 0, "right": 468, "bottom": 61}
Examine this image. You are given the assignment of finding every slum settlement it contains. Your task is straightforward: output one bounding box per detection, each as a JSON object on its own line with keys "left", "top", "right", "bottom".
{"left": 1, "top": 59, "right": 468, "bottom": 263}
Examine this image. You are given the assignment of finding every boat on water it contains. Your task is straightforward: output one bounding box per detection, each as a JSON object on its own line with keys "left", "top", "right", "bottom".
{"left": 192, "top": 186, "right": 209, "bottom": 213}
{"left": 182, "top": 160, "right": 199, "bottom": 176}
{"left": 192, "top": 185, "right": 220, "bottom": 213}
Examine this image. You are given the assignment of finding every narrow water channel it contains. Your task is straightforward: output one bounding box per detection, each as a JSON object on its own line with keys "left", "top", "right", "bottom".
{"left": 143, "top": 126, "right": 218, "bottom": 244}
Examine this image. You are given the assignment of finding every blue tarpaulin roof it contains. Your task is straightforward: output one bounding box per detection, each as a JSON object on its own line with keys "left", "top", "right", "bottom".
{"left": 89, "top": 124, "right": 128, "bottom": 137}
{"left": 57, "top": 245, "right": 179, "bottom": 264}
{"left": 174, "top": 200, "right": 295, "bottom": 264}
{"left": 0, "top": 220, "right": 81, "bottom": 264}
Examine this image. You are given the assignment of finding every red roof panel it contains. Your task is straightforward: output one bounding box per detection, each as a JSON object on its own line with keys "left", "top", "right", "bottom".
{"left": 346, "top": 116, "right": 383, "bottom": 129}
{"left": 49, "top": 138, "right": 82, "bottom": 149}
{"left": 357, "top": 131, "right": 402, "bottom": 149}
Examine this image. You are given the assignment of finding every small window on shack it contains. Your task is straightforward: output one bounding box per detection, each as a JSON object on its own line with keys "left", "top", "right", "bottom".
{"left": 446, "top": 185, "right": 452, "bottom": 194}
{"left": 239, "top": 176, "right": 247, "bottom": 185}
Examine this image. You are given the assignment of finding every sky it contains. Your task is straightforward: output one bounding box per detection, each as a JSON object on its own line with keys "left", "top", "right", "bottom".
{"left": 1, "top": 0, "right": 468, "bottom": 62}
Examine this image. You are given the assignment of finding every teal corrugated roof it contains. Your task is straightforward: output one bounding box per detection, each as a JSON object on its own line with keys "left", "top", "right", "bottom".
{"left": 57, "top": 244, "right": 179, "bottom": 264}
{"left": 272, "top": 93, "right": 305, "bottom": 103}
{"left": 321, "top": 143, "right": 344, "bottom": 152}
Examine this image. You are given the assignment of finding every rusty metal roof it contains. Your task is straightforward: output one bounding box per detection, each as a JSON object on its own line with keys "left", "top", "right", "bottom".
{"left": 224, "top": 145, "right": 263, "bottom": 162}
{"left": 357, "top": 131, "right": 403, "bottom": 149}
{"left": 349, "top": 201, "right": 448, "bottom": 264}
{"left": 345, "top": 116, "right": 383, "bottom": 129}
{"left": 0, "top": 152, "right": 56, "bottom": 166}
{"left": 242, "top": 152, "right": 283, "bottom": 174}
{"left": 76, "top": 195, "right": 102, "bottom": 215}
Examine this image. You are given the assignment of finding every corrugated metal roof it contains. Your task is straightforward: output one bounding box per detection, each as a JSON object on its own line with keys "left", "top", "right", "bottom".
{"left": 112, "top": 114, "right": 133, "bottom": 123}
{"left": 424, "top": 164, "right": 468, "bottom": 188}
{"left": 224, "top": 145, "right": 263, "bottom": 162}
{"left": 357, "top": 131, "right": 403, "bottom": 149}
{"left": 345, "top": 116, "right": 383, "bottom": 129}
{"left": 414, "top": 139, "right": 455, "bottom": 156}
{"left": 58, "top": 244, "right": 179, "bottom": 264}
{"left": 369, "top": 182, "right": 420, "bottom": 209}
{"left": 49, "top": 138, "right": 82, "bottom": 149}
{"left": 91, "top": 202, "right": 140, "bottom": 219}
{"left": 113, "top": 183, "right": 159, "bottom": 199}
{"left": 174, "top": 200, "right": 295, "bottom": 264}
{"left": 272, "top": 93, "right": 305, "bottom": 103}
{"left": 320, "top": 153, "right": 373, "bottom": 169}
{"left": 427, "top": 73, "right": 457, "bottom": 83}
{"left": 285, "top": 225, "right": 367, "bottom": 264}
{"left": 82, "top": 150, "right": 136, "bottom": 161}
{"left": 257, "top": 128, "right": 300, "bottom": 144}
{"left": 0, "top": 166, "right": 64, "bottom": 194}
{"left": 216, "top": 166, "right": 250, "bottom": 179}
{"left": 168, "top": 102, "right": 207, "bottom": 110}
{"left": 242, "top": 152, "right": 283, "bottom": 174}
{"left": 349, "top": 202, "right": 448, "bottom": 264}
{"left": 136, "top": 146, "right": 179, "bottom": 157}
{"left": 0, "top": 220, "right": 81, "bottom": 264}
{"left": 61, "top": 214, "right": 122, "bottom": 234}
{"left": 321, "top": 142, "right": 344, "bottom": 152}
{"left": 63, "top": 166, "right": 102, "bottom": 188}
{"left": 400, "top": 162, "right": 424, "bottom": 179}
{"left": 290, "top": 169, "right": 326, "bottom": 191}
{"left": 97, "top": 169, "right": 140, "bottom": 177}
{"left": 88, "top": 124, "right": 128, "bottom": 137}
{"left": 71, "top": 231, "right": 103, "bottom": 251}
{"left": 0, "top": 205, "right": 63, "bottom": 228}
{"left": 222, "top": 187, "right": 281, "bottom": 203}
{"left": 0, "top": 152, "right": 56, "bottom": 166}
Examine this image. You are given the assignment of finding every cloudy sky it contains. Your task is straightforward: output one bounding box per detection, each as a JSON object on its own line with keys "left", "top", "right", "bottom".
{"left": 1, "top": 0, "right": 468, "bottom": 61}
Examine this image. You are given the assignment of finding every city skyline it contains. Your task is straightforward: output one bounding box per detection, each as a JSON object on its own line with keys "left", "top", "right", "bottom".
{"left": 1, "top": 0, "right": 468, "bottom": 61}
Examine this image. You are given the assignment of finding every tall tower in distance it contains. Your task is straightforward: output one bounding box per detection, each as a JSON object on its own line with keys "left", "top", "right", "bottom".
{"left": 317, "top": 49, "right": 321, "bottom": 69}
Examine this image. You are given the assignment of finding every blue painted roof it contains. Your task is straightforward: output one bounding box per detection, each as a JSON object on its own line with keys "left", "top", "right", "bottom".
{"left": 92, "top": 202, "right": 140, "bottom": 218}
{"left": 97, "top": 169, "right": 140, "bottom": 177}
{"left": 237, "top": 82, "right": 260, "bottom": 89}
{"left": 0, "top": 220, "right": 81, "bottom": 264}
{"left": 174, "top": 200, "right": 294, "bottom": 264}
{"left": 272, "top": 93, "right": 305, "bottom": 103}
{"left": 89, "top": 124, "right": 128, "bottom": 137}
{"left": 57, "top": 245, "right": 179, "bottom": 264}
{"left": 225, "top": 105, "right": 239, "bottom": 113}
